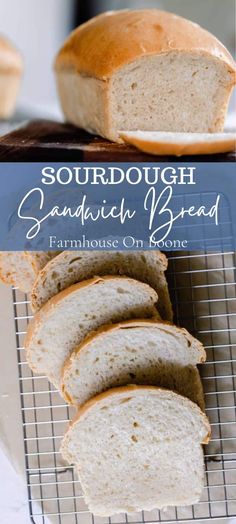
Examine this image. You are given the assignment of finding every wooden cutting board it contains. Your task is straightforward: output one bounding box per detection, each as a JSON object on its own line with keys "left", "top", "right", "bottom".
{"left": 0, "top": 119, "right": 235, "bottom": 161}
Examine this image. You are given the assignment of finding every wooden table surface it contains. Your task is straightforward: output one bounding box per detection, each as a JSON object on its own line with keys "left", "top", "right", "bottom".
{"left": 0, "top": 120, "right": 235, "bottom": 162}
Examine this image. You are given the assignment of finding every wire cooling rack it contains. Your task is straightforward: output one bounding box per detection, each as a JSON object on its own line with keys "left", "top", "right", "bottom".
{"left": 12, "top": 251, "right": 236, "bottom": 524}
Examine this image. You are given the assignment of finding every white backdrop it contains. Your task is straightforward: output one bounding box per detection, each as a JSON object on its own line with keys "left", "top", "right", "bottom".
{"left": 98, "top": 0, "right": 235, "bottom": 51}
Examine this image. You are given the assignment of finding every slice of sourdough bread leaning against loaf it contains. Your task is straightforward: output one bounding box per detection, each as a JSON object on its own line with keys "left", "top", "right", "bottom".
{"left": 55, "top": 9, "right": 236, "bottom": 143}
{"left": 0, "top": 251, "right": 56, "bottom": 293}
{"left": 31, "top": 250, "right": 172, "bottom": 320}
{"left": 61, "top": 385, "right": 211, "bottom": 516}
{"left": 62, "top": 319, "right": 205, "bottom": 409}
{"left": 25, "top": 276, "right": 158, "bottom": 389}
{"left": 120, "top": 131, "right": 236, "bottom": 156}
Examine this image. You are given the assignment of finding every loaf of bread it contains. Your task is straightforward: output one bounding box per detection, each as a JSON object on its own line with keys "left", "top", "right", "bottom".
{"left": 121, "top": 131, "right": 236, "bottom": 156}
{"left": 31, "top": 250, "right": 172, "bottom": 320}
{"left": 25, "top": 276, "right": 158, "bottom": 388}
{"left": 0, "top": 35, "right": 23, "bottom": 119}
{"left": 61, "top": 319, "right": 205, "bottom": 409}
{"left": 0, "top": 252, "right": 56, "bottom": 293}
{"left": 55, "top": 9, "right": 236, "bottom": 143}
{"left": 61, "top": 385, "right": 211, "bottom": 516}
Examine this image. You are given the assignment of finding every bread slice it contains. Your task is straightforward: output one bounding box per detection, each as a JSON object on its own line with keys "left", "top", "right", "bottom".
{"left": 31, "top": 250, "right": 172, "bottom": 320}
{"left": 61, "top": 385, "right": 211, "bottom": 516}
{"left": 0, "top": 251, "right": 56, "bottom": 293}
{"left": 61, "top": 319, "right": 205, "bottom": 409}
{"left": 55, "top": 10, "right": 236, "bottom": 143}
{"left": 0, "top": 35, "right": 23, "bottom": 118}
{"left": 120, "top": 131, "right": 236, "bottom": 156}
{"left": 25, "top": 277, "right": 158, "bottom": 388}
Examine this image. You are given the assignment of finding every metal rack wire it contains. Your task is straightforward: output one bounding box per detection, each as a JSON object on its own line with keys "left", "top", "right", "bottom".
{"left": 13, "top": 251, "right": 236, "bottom": 524}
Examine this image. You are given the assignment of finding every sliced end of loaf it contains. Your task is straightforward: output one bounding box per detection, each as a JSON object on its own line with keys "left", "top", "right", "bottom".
{"left": 61, "top": 386, "right": 210, "bottom": 515}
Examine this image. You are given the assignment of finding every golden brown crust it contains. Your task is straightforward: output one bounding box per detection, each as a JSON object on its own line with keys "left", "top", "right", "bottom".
{"left": 0, "top": 35, "right": 23, "bottom": 73}
{"left": 61, "top": 318, "right": 206, "bottom": 400}
{"left": 31, "top": 250, "right": 168, "bottom": 312}
{"left": 120, "top": 132, "right": 236, "bottom": 156}
{"left": 55, "top": 9, "right": 236, "bottom": 80}
{"left": 67, "top": 385, "right": 211, "bottom": 444}
{"left": 25, "top": 275, "right": 158, "bottom": 360}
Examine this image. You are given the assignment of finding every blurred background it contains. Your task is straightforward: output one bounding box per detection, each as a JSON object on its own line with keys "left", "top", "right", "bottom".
{"left": 0, "top": 0, "right": 235, "bottom": 120}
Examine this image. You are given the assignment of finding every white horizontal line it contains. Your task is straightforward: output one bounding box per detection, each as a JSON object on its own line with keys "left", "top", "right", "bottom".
{"left": 205, "top": 390, "right": 236, "bottom": 395}
{"left": 176, "top": 297, "right": 236, "bottom": 305}
{"left": 197, "top": 313, "right": 236, "bottom": 320}
{"left": 198, "top": 329, "right": 236, "bottom": 334}
{"left": 20, "top": 389, "right": 57, "bottom": 395}
{"left": 29, "top": 495, "right": 84, "bottom": 502}
{"left": 204, "top": 360, "right": 236, "bottom": 365}
{"left": 169, "top": 267, "right": 236, "bottom": 275}
{"left": 14, "top": 315, "right": 33, "bottom": 320}
{"left": 19, "top": 375, "right": 47, "bottom": 381}
{"left": 170, "top": 283, "right": 236, "bottom": 292}
{"left": 31, "top": 510, "right": 89, "bottom": 517}
{"left": 24, "top": 435, "right": 62, "bottom": 441}
{"left": 205, "top": 405, "right": 235, "bottom": 410}
{"left": 13, "top": 300, "right": 31, "bottom": 305}
{"left": 210, "top": 437, "right": 235, "bottom": 442}
{"left": 205, "top": 344, "right": 236, "bottom": 349}
{"left": 28, "top": 479, "right": 80, "bottom": 487}
{"left": 168, "top": 252, "right": 234, "bottom": 260}
{"left": 202, "top": 375, "right": 236, "bottom": 380}
{"left": 28, "top": 465, "right": 73, "bottom": 472}
{"left": 22, "top": 403, "right": 67, "bottom": 410}
{"left": 23, "top": 419, "right": 68, "bottom": 426}
{"left": 210, "top": 420, "right": 235, "bottom": 425}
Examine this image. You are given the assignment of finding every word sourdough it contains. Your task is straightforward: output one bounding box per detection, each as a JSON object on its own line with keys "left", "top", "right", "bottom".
{"left": 42, "top": 166, "right": 196, "bottom": 186}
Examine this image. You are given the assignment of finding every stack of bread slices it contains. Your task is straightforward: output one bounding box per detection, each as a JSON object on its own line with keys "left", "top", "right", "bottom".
{"left": 0, "top": 250, "right": 210, "bottom": 516}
